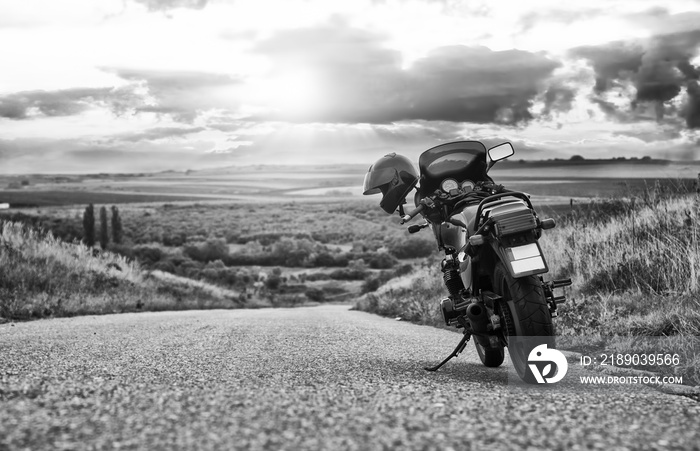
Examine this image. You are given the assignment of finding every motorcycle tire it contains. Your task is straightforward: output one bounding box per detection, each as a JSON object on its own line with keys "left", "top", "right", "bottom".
{"left": 492, "top": 261, "right": 554, "bottom": 383}
{"left": 474, "top": 340, "right": 505, "bottom": 367}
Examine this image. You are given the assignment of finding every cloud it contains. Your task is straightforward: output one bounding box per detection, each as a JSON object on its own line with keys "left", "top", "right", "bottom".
{"left": 684, "top": 80, "right": 700, "bottom": 128}
{"left": 133, "top": 0, "right": 208, "bottom": 12}
{"left": 108, "top": 68, "right": 242, "bottom": 122}
{"left": 0, "top": 86, "right": 144, "bottom": 120}
{"left": 517, "top": 7, "right": 606, "bottom": 33}
{"left": 570, "top": 41, "right": 644, "bottom": 93}
{"left": 252, "top": 23, "right": 560, "bottom": 124}
{"left": 571, "top": 15, "right": 700, "bottom": 128}
{"left": 109, "top": 126, "right": 206, "bottom": 142}
{"left": 405, "top": 46, "right": 560, "bottom": 124}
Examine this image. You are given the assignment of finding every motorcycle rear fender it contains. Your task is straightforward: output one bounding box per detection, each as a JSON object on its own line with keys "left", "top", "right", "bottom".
{"left": 488, "top": 233, "right": 549, "bottom": 278}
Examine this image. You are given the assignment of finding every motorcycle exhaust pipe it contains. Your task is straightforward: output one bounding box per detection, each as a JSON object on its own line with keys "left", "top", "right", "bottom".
{"left": 466, "top": 303, "right": 490, "bottom": 334}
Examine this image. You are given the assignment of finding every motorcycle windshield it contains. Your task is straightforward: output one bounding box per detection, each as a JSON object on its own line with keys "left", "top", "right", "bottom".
{"left": 418, "top": 141, "right": 489, "bottom": 194}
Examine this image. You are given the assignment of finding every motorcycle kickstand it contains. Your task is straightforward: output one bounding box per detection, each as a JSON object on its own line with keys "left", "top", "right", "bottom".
{"left": 424, "top": 332, "right": 471, "bottom": 372}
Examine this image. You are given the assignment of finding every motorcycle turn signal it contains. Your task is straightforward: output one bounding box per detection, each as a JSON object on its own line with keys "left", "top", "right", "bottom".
{"left": 538, "top": 218, "right": 556, "bottom": 229}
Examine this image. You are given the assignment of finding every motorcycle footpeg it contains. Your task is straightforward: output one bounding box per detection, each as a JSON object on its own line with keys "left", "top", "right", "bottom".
{"left": 551, "top": 278, "right": 572, "bottom": 288}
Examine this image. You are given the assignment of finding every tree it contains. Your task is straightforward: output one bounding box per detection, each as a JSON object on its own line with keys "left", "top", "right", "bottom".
{"left": 82, "top": 204, "right": 95, "bottom": 247}
{"left": 99, "top": 206, "right": 109, "bottom": 249}
{"left": 111, "top": 205, "right": 123, "bottom": 244}
{"left": 569, "top": 155, "right": 585, "bottom": 161}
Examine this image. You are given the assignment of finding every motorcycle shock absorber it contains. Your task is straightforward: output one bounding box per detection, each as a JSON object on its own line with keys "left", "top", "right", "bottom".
{"left": 441, "top": 256, "right": 464, "bottom": 299}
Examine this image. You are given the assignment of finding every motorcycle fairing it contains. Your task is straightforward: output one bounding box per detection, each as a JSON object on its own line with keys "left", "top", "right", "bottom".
{"left": 418, "top": 141, "right": 492, "bottom": 196}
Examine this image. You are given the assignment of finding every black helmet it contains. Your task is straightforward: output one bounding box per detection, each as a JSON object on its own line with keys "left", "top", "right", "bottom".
{"left": 363, "top": 152, "right": 418, "bottom": 214}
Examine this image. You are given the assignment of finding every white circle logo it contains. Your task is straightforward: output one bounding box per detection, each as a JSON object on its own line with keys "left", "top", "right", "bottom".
{"left": 527, "top": 344, "right": 568, "bottom": 384}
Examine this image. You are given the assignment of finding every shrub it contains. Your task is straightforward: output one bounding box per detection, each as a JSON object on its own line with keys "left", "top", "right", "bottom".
{"left": 184, "top": 238, "right": 229, "bottom": 263}
{"left": 367, "top": 252, "right": 397, "bottom": 269}
{"left": 387, "top": 236, "right": 436, "bottom": 259}
{"left": 132, "top": 245, "right": 165, "bottom": 264}
{"left": 329, "top": 259, "right": 369, "bottom": 280}
{"left": 305, "top": 287, "right": 324, "bottom": 302}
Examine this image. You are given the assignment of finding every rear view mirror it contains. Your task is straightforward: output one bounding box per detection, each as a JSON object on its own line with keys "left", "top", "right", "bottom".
{"left": 488, "top": 142, "right": 515, "bottom": 162}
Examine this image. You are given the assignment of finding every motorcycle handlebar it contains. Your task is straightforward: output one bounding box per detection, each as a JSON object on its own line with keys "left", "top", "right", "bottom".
{"left": 400, "top": 204, "right": 425, "bottom": 224}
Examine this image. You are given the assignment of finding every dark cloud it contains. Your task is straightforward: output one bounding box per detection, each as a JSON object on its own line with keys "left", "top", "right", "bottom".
{"left": 684, "top": 80, "right": 700, "bottom": 128}
{"left": 133, "top": 0, "right": 208, "bottom": 12}
{"left": 571, "top": 26, "right": 700, "bottom": 128}
{"left": 0, "top": 86, "right": 144, "bottom": 120}
{"left": 540, "top": 85, "right": 576, "bottom": 117}
{"left": 405, "top": 46, "right": 560, "bottom": 124}
{"left": 253, "top": 23, "right": 560, "bottom": 124}
{"left": 108, "top": 68, "right": 242, "bottom": 122}
{"left": 571, "top": 41, "right": 644, "bottom": 92}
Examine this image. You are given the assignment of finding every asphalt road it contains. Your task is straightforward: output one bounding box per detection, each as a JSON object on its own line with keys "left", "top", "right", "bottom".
{"left": 1, "top": 305, "right": 698, "bottom": 450}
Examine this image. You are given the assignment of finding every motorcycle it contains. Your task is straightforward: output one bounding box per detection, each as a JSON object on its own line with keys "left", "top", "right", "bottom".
{"left": 362, "top": 140, "right": 571, "bottom": 383}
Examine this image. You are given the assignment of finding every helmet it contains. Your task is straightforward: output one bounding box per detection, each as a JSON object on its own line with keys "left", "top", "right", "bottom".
{"left": 363, "top": 152, "right": 418, "bottom": 214}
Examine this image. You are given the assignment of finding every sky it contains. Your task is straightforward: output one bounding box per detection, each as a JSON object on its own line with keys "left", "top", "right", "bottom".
{"left": 1, "top": 0, "right": 700, "bottom": 173}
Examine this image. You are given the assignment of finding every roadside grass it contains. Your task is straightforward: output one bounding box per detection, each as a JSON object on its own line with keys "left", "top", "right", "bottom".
{"left": 355, "top": 184, "right": 700, "bottom": 385}
{"left": 0, "top": 222, "right": 242, "bottom": 321}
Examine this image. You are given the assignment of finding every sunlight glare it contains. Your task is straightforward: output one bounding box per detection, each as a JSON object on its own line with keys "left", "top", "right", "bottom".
{"left": 249, "top": 67, "right": 322, "bottom": 119}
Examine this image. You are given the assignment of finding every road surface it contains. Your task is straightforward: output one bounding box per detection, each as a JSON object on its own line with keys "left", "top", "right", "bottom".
{"left": 1, "top": 305, "right": 698, "bottom": 450}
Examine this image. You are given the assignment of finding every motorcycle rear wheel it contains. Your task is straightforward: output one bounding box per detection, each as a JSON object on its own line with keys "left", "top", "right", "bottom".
{"left": 492, "top": 262, "right": 554, "bottom": 383}
{"left": 474, "top": 340, "right": 505, "bottom": 367}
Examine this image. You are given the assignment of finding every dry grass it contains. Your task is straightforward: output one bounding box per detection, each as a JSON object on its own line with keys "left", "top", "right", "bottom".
{"left": 541, "top": 194, "right": 700, "bottom": 296}
{"left": 0, "top": 222, "right": 241, "bottom": 320}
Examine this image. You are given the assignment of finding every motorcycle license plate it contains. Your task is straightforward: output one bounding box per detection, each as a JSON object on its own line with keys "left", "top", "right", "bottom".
{"left": 505, "top": 243, "right": 546, "bottom": 276}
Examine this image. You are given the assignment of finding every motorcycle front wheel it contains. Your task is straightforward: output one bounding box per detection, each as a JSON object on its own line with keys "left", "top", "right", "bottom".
{"left": 492, "top": 262, "right": 554, "bottom": 383}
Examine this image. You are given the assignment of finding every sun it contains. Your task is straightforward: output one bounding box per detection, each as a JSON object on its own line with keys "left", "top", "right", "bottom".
{"left": 246, "top": 66, "right": 322, "bottom": 120}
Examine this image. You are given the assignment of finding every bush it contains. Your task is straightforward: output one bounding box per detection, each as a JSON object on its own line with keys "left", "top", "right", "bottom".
{"left": 183, "top": 239, "right": 229, "bottom": 263}
{"left": 312, "top": 251, "right": 350, "bottom": 267}
{"left": 329, "top": 260, "right": 369, "bottom": 280}
{"left": 162, "top": 232, "right": 186, "bottom": 247}
{"left": 387, "top": 236, "right": 436, "bottom": 259}
{"left": 305, "top": 287, "right": 324, "bottom": 302}
{"left": 132, "top": 245, "right": 165, "bottom": 264}
{"left": 367, "top": 252, "right": 397, "bottom": 269}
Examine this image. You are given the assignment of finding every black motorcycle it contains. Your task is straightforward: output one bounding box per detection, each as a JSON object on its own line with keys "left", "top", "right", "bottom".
{"left": 363, "top": 141, "right": 571, "bottom": 383}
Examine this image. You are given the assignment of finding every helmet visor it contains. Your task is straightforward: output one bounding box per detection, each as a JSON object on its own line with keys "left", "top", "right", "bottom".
{"left": 362, "top": 167, "right": 397, "bottom": 195}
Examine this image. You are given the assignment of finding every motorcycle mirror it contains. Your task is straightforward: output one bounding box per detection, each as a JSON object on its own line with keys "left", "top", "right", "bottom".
{"left": 487, "top": 142, "right": 515, "bottom": 162}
